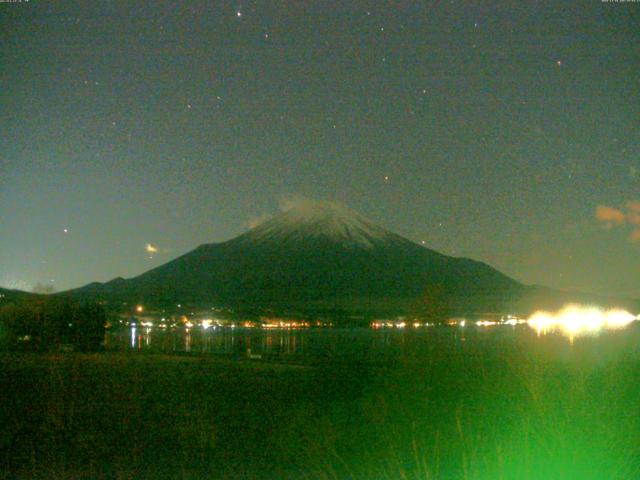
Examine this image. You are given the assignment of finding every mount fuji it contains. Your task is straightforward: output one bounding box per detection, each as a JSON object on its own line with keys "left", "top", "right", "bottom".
{"left": 64, "top": 200, "right": 534, "bottom": 317}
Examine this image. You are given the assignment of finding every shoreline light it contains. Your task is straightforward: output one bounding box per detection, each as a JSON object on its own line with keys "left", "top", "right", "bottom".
{"left": 527, "top": 304, "right": 636, "bottom": 339}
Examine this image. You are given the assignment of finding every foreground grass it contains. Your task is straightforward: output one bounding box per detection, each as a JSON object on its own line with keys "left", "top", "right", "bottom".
{"left": 2, "top": 329, "right": 640, "bottom": 479}
{"left": 0, "top": 353, "right": 323, "bottom": 479}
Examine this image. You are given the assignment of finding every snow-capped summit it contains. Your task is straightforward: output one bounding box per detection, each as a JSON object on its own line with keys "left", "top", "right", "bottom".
{"left": 242, "top": 200, "right": 393, "bottom": 248}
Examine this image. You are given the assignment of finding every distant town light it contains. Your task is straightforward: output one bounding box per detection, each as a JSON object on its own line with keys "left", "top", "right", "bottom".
{"left": 136, "top": 305, "right": 144, "bottom": 313}
{"left": 476, "top": 320, "right": 497, "bottom": 327}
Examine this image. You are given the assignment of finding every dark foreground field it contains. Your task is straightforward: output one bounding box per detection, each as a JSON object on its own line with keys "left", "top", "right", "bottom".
{"left": 2, "top": 329, "right": 640, "bottom": 479}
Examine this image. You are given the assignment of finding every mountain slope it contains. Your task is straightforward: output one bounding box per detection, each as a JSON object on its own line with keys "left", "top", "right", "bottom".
{"left": 65, "top": 201, "right": 528, "bottom": 316}
{"left": 0, "top": 287, "right": 39, "bottom": 303}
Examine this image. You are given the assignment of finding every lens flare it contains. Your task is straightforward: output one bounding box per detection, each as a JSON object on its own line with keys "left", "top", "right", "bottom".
{"left": 527, "top": 304, "right": 636, "bottom": 339}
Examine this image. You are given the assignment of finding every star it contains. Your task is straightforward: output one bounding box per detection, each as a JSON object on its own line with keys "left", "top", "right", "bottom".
{"left": 236, "top": 11, "right": 242, "bottom": 18}
{"left": 383, "top": 175, "right": 390, "bottom": 183}
{"left": 556, "top": 60, "right": 562, "bottom": 66}
{"left": 63, "top": 228, "right": 69, "bottom": 234}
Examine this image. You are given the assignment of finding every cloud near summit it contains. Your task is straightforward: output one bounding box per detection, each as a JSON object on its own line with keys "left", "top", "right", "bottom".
{"left": 245, "top": 214, "right": 271, "bottom": 230}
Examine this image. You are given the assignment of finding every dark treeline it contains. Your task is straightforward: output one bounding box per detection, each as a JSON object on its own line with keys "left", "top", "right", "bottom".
{"left": 0, "top": 298, "right": 107, "bottom": 351}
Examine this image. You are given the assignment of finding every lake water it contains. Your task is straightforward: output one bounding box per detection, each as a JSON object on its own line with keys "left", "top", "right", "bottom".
{"left": 105, "top": 322, "right": 640, "bottom": 364}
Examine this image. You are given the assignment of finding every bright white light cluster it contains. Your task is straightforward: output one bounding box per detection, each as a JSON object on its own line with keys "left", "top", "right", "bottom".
{"left": 527, "top": 304, "right": 637, "bottom": 338}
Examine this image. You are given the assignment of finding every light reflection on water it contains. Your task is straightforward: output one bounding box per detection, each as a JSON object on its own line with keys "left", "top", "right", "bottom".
{"left": 130, "top": 327, "right": 136, "bottom": 348}
{"left": 115, "top": 326, "right": 308, "bottom": 355}
{"left": 107, "top": 322, "right": 640, "bottom": 364}
{"left": 115, "top": 327, "right": 337, "bottom": 357}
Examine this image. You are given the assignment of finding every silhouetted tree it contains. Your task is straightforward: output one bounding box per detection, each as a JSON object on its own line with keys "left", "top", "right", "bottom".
{"left": 32, "top": 283, "right": 56, "bottom": 294}
{"left": 0, "top": 298, "right": 106, "bottom": 351}
{"left": 75, "top": 303, "right": 106, "bottom": 351}
{"left": 410, "top": 284, "right": 450, "bottom": 323}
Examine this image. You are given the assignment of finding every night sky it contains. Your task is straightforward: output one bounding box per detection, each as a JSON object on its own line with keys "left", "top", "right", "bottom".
{"left": 1, "top": 1, "right": 639, "bottom": 298}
